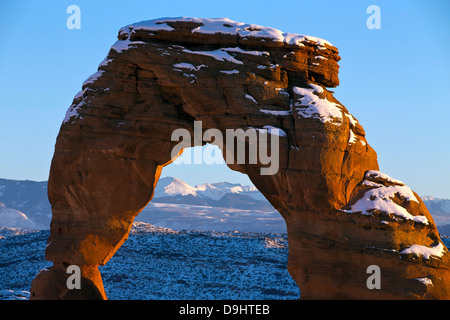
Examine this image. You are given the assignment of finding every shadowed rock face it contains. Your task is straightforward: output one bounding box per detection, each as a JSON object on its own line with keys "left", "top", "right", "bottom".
{"left": 30, "top": 17, "right": 449, "bottom": 300}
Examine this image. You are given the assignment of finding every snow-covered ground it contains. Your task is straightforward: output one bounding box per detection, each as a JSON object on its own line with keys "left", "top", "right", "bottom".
{"left": 138, "top": 202, "right": 285, "bottom": 233}
{"left": 0, "top": 222, "right": 300, "bottom": 300}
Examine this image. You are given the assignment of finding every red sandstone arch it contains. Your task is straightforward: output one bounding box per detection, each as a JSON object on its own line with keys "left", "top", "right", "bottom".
{"left": 30, "top": 18, "right": 450, "bottom": 300}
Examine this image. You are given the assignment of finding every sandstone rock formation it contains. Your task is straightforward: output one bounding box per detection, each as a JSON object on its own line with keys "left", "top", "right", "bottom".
{"left": 30, "top": 17, "right": 450, "bottom": 299}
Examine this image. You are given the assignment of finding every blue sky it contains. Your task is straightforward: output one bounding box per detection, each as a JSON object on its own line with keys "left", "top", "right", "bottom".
{"left": 0, "top": 0, "right": 449, "bottom": 198}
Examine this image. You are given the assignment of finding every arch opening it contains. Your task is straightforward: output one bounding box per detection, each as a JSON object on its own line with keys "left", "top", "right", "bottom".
{"left": 137, "top": 144, "right": 287, "bottom": 233}
{"left": 104, "top": 142, "right": 297, "bottom": 299}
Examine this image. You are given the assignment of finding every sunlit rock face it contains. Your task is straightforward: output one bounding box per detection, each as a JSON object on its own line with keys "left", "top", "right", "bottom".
{"left": 30, "top": 17, "right": 449, "bottom": 300}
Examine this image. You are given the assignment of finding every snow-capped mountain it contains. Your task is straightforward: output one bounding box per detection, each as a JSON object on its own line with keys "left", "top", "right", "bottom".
{"left": 422, "top": 196, "right": 450, "bottom": 214}
{"left": 196, "top": 181, "right": 262, "bottom": 201}
{"left": 139, "top": 177, "right": 283, "bottom": 233}
{"left": 0, "top": 202, "right": 36, "bottom": 229}
{"left": 1, "top": 177, "right": 450, "bottom": 235}
{"left": 421, "top": 196, "right": 450, "bottom": 230}
{"left": 153, "top": 177, "right": 265, "bottom": 202}
{"left": 0, "top": 176, "right": 279, "bottom": 232}
{"left": 153, "top": 177, "right": 198, "bottom": 198}
{"left": 0, "top": 179, "right": 51, "bottom": 229}
{"left": 148, "top": 177, "right": 274, "bottom": 211}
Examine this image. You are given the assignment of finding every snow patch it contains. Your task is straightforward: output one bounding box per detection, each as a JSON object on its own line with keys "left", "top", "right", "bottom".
{"left": 220, "top": 69, "right": 239, "bottom": 74}
{"left": 365, "top": 170, "right": 405, "bottom": 186}
{"left": 346, "top": 113, "right": 358, "bottom": 127}
{"left": 82, "top": 70, "right": 105, "bottom": 87}
{"left": 344, "top": 171, "right": 428, "bottom": 225}
{"left": 182, "top": 48, "right": 243, "bottom": 65}
{"left": 115, "top": 18, "right": 334, "bottom": 56}
{"left": 400, "top": 243, "right": 446, "bottom": 260}
{"left": 127, "top": 17, "right": 333, "bottom": 47}
{"left": 260, "top": 109, "right": 291, "bottom": 116}
{"left": 98, "top": 58, "right": 113, "bottom": 68}
{"left": 63, "top": 104, "right": 81, "bottom": 124}
{"left": 223, "top": 47, "right": 270, "bottom": 57}
{"left": 110, "top": 39, "right": 146, "bottom": 53}
{"left": 275, "top": 88, "right": 290, "bottom": 96}
{"left": 293, "top": 84, "right": 343, "bottom": 124}
{"left": 120, "top": 20, "right": 175, "bottom": 34}
{"left": 415, "top": 277, "right": 433, "bottom": 286}
{"left": 173, "top": 63, "right": 207, "bottom": 71}
{"left": 245, "top": 94, "right": 257, "bottom": 104}
{"left": 262, "top": 125, "right": 287, "bottom": 137}
{"left": 348, "top": 130, "right": 357, "bottom": 144}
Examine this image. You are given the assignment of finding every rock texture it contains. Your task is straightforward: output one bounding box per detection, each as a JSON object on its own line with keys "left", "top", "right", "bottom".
{"left": 30, "top": 17, "right": 449, "bottom": 299}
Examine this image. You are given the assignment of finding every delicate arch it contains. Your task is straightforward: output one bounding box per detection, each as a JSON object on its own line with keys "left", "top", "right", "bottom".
{"left": 30, "top": 18, "right": 450, "bottom": 300}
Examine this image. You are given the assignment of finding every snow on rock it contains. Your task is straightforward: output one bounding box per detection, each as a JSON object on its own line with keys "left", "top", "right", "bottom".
{"left": 82, "top": 70, "right": 105, "bottom": 87}
{"left": 415, "top": 277, "right": 433, "bottom": 286}
{"left": 63, "top": 105, "right": 81, "bottom": 124}
{"left": 293, "top": 84, "right": 343, "bottom": 124}
{"left": 222, "top": 46, "right": 270, "bottom": 57}
{"left": 245, "top": 94, "right": 258, "bottom": 104}
{"left": 63, "top": 90, "right": 89, "bottom": 124}
{"left": 262, "top": 125, "right": 287, "bottom": 137}
{"left": 348, "top": 129, "right": 357, "bottom": 144}
{"left": 105, "top": 18, "right": 337, "bottom": 74}
{"left": 346, "top": 185, "right": 428, "bottom": 224}
{"left": 173, "top": 63, "right": 207, "bottom": 71}
{"left": 365, "top": 170, "right": 405, "bottom": 186}
{"left": 260, "top": 109, "right": 291, "bottom": 116}
{"left": 119, "top": 19, "right": 175, "bottom": 35}
{"left": 344, "top": 171, "right": 428, "bottom": 225}
{"left": 275, "top": 88, "right": 290, "bottom": 96}
{"left": 98, "top": 58, "right": 113, "bottom": 68}
{"left": 64, "top": 69, "right": 108, "bottom": 124}
{"left": 400, "top": 243, "right": 446, "bottom": 260}
{"left": 182, "top": 48, "right": 244, "bottom": 65}
{"left": 346, "top": 113, "right": 358, "bottom": 127}
{"left": 119, "top": 17, "right": 334, "bottom": 48}
{"left": 220, "top": 69, "right": 239, "bottom": 74}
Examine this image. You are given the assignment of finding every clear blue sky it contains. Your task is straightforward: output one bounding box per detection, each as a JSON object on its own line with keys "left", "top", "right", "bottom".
{"left": 0, "top": 0, "right": 449, "bottom": 198}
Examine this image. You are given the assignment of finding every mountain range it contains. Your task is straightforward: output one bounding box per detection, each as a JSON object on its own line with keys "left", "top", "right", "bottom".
{"left": 1, "top": 177, "right": 450, "bottom": 235}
